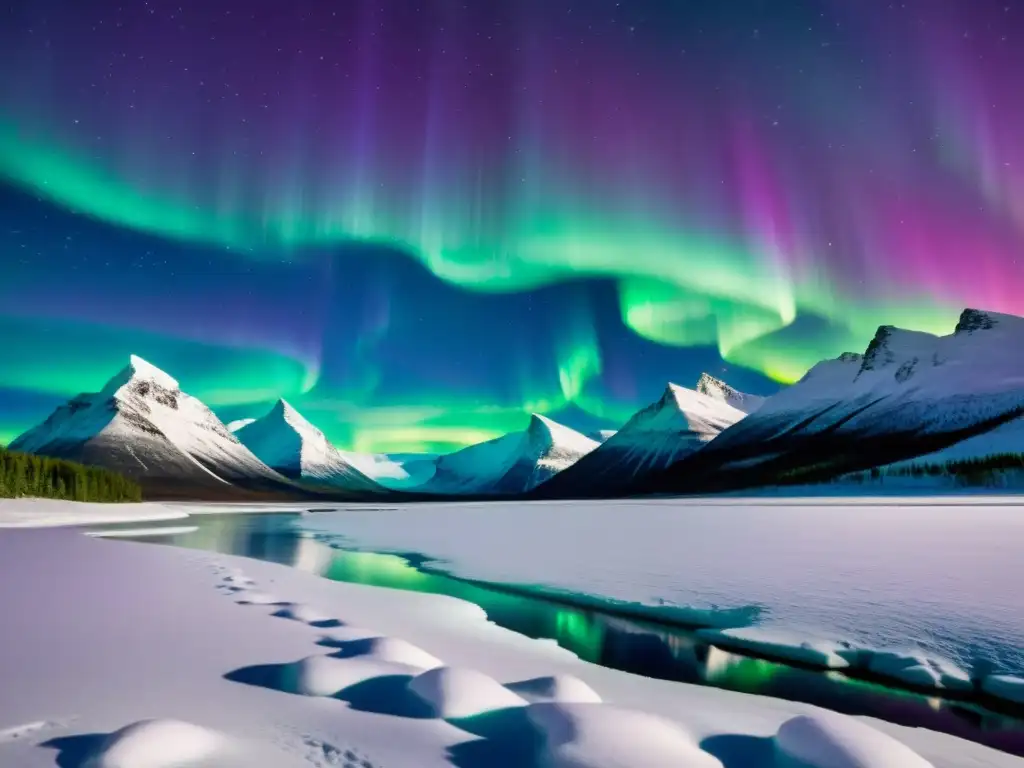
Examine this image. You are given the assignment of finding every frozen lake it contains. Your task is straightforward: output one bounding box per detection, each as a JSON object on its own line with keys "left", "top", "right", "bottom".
{"left": 296, "top": 498, "right": 1024, "bottom": 674}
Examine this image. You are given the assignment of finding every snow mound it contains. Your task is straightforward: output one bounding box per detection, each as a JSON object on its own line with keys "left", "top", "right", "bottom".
{"left": 774, "top": 712, "right": 934, "bottom": 768}
{"left": 407, "top": 666, "right": 527, "bottom": 719}
{"left": 698, "top": 627, "right": 850, "bottom": 669}
{"left": 982, "top": 674, "right": 1024, "bottom": 705}
{"left": 527, "top": 702, "right": 723, "bottom": 768}
{"left": 846, "top": 650, "right": 973, "bottom": 691}
{"left": 283, "top": 654, "right": 423, "bottom": 697}
{"left": 334, "top": 636, "right": 443, "bottom": 669}
{"left": 84, "top": 718, "right": 228, "bottom": 768}
{"left": 506, "top": 674, "right": 602, "bottom": 704}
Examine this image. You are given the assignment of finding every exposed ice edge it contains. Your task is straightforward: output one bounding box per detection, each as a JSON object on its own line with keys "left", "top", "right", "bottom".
{"left": 311, "top": 531, "right": 1024, "bottom": 701}
{"left": 698, "top": 628, "right": 1024, "bottom": 703}
{"left": 310, "top": 532, "right": 764, "bottom": 627}
{"left": 206, "top": 552, "right": 943, "bottom": 768}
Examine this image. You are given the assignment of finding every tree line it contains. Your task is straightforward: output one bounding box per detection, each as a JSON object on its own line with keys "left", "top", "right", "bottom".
{"left": 0, "top": 447, "right": 142, "bottom": 502}
{"left": 843, "top": 453, "right": 1024, "bottom": 486}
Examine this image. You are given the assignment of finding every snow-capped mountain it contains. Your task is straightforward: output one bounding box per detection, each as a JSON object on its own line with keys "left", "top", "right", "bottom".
{"left": 227, "top": 418, "right": 255, "bottom": 432}
{"left": 338, "top": 451, "right": 439, "bottom": 490}
{"left": 9, "top": 356, "right": 299, "bottom": 498}
{"left": 588, "top": 429, "right": 617, "bottom": 443}
{"left": 695, "top": 373, "right": 766, "bottom": 414}
{"left": 422, "top": 414, "right": 598, "bottom": 495}
{"left": 535, "top": 382, "right": 748, "bottom": 498}
{"left": 645, "top": 308, "right": 1024, "bottom": 494}
{"left": 233, "top": 400, "right": 383, "bottom": 493}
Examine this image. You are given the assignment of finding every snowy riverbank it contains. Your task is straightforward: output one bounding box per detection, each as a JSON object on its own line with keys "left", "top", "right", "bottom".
{"left": 298, "top": 498, "right": 1024, "bottom": 677}
{"left": 0, "top": 498, "right": 320, "bottom": 528}
{"left": 0, "top": 528, "right": 1021, "bottom": 767}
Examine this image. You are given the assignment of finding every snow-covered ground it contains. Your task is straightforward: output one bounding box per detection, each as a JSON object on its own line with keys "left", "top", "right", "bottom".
{"left": 298, "top": 498, "right": 1024, "bottom": 675}
{"left": 0, "top": 498, "right": 320, "bottom": 528}
{"left": 0, "top": 498, "right": 190, "bottom": 527}
{"left": 0, "top": 526, "right": 1020, "bottom": 768}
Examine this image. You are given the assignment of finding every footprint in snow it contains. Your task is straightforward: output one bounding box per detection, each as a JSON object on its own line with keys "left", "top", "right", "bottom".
{"left": 301, "top": 736, "right": 378, "bottom": 768}
{"left": 236, "top": 590, "right": 287, "bottom": 606}
{"left": 272, "top": 603, "right": 344, "bottom": 628}
{"left": 0, "top": 720, "right": 60, "bottom": 742}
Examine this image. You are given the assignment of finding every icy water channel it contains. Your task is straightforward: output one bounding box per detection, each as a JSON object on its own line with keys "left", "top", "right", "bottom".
{"left": 100, "top": 512, "right": 1024, "bottom": 757}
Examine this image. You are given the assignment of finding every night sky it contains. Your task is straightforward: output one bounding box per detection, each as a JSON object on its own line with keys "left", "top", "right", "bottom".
{"left": 1, "top": 0, "right": 1022, "bottom": 453}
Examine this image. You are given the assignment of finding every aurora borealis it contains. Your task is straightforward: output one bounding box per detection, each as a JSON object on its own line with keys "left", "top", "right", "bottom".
{"left": 2, "top": 0, "right": 1023, "bottom": 453}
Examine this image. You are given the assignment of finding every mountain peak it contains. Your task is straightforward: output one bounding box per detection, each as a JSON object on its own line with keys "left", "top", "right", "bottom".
{"left": 527, "top": 412, "right": 555, "bottom": 432}
{"left": 696, "top": 372, "right": 726, "bottom": 393}
{"left": 658, "top": 382, "right": 734, "bottom": 416}
{"left": 954, "top": 307, "right": 1024, "bottom": 335}
{"left": 660, "top": 382, "right": 686, "bottom": 407}
{"left": 115, "top": 355, "right": 180, "bottom": 391}
{"left": 525, "top": 413, "right": 556, "bottom": 450}
{"left": 267, "top": 398, "right": 321, "bottom": 436}
{"left": 524, "top": 413, "right": 597, "bottom": 453}
{"left": 858, "top": 324, "right": 939, "bottom": 375}
{"left": 694, "top": 372, "right": 765, "bottom": 414}
{"left": 99, "top": 355, "right": 181, "bottom": 405}
{"left": 272, "top": 397, "right": 298, "bottom": 415}
{"left": 233, "top": 399, "right": 382, "bottom": 490}
{"left": 9, "top": 356, "right": 292, "bottom": 494}
{"left": 955, "top": 308, "right": 996, "bottom": 334}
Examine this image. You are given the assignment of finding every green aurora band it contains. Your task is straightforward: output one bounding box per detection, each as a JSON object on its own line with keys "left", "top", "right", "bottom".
{"left": 0, "top": 119, "right": 962, "bottom": 393}
{"left": 3, "top": 0, "right": 1005, "bottom": 454}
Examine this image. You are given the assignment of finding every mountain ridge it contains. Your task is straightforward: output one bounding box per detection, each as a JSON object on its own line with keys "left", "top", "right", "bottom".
{"left": 423, "top": 412, "right": 598, "bottom": 495}
{"left": 10, "top": 356, "right": 306, "bottom": 500}
{"left": 642, "top": 308, "right": 1024, "bottom": 494}
{"left": 695, "top": 373, "right": 766, "bottom": 414}
{"left": 533, "top": 378, "right": 748, "bottom": 498}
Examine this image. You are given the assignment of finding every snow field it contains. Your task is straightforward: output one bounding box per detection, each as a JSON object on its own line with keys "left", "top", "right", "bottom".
{"left": 0, "top": 528, "right": 1018, "bottom": 768}
{"left": 300, "top": 499, "right": 1024, "bottom": 677}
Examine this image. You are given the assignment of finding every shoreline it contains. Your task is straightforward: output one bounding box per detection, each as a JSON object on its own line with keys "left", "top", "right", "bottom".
{"left": 4, "top": 497, "right": 1023, "bottom": 711}
{"left": 1, "top": 527, "right": 1022, "bottom": 767}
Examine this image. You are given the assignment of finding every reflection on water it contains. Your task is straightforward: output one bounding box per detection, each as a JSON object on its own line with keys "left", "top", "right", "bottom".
{"left": 110, "top": 512, "right": 1024, "bottom": 757}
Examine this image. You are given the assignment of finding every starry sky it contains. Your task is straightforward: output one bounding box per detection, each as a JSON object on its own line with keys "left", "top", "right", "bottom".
{"left": 1, "top": 0, "right": 1023, "bottom": 454}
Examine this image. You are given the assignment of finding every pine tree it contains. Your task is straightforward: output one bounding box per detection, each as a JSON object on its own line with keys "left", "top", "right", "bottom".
{"left": 0, "top": 447, "right": 142, "bottom": 503}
